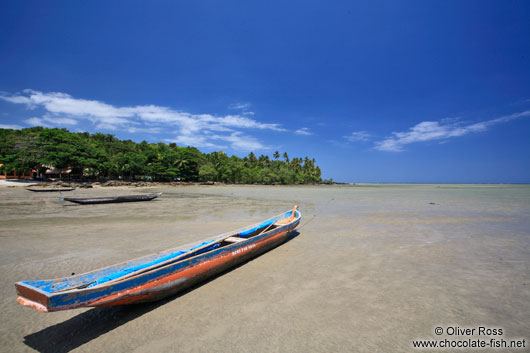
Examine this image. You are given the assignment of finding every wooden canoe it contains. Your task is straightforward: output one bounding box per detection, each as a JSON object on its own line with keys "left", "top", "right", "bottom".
{"left": 27, "top": 187, "right": 75, "bottom": 192}
{"left": 15, "top": 206, "right": 301, "bottom": 312}
{"left": 61, "top": 192, "right": 162, "bottom": 204}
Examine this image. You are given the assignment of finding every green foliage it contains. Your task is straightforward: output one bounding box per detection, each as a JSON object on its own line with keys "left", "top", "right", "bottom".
{"left": 198, "top": 163, "right": 217, "bottom": 181}
{"left": 0, "top": 127, "right": 323, "bottom": 184}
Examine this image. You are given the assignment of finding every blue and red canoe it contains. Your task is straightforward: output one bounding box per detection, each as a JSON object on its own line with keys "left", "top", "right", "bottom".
{"left": 15, "top": 206, "right": 301, "bottom": 312}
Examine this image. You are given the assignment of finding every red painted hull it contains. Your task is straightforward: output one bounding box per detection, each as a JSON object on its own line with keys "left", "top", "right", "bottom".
{"left": 16, "top": 208, "right": 301, "bottom": 312}
{"left": 91, "top": 224, "right": 296, "bottom": 307}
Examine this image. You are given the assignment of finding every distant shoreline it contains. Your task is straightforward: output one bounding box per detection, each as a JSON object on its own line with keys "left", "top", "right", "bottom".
{"left": 1, "top": 179, "right": 527, "bottom": 188}
{"left": 0, "top": 179, "right": 335, "bottom": 188}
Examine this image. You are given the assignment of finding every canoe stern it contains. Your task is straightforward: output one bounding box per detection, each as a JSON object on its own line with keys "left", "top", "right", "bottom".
{"left": 15, "top": 282, "right": 51, "bottom": 312}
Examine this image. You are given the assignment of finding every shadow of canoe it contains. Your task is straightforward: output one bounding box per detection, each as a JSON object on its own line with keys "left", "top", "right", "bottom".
{"left": 23, "top": 230, "right": 300, "bottom": 353}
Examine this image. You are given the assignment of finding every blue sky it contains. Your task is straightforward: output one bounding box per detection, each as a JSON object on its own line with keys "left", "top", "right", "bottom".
{"left": 1, "top": 1, "right": 529, "bottom": 183}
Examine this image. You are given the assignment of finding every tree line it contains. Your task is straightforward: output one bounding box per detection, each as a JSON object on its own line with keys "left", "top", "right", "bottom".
{"left": 0, "top": 127, "right": 323, "bottom": 184}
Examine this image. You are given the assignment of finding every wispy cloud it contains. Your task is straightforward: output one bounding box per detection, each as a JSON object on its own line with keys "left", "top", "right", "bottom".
{"left": 168, "top": 134, "right": 222, "bottom": 149}
{"left": 0, "top": 123, "right": 23, "bottom": 129}
{"left": 24, "top": 114, "right": 79, "bottom": 127}
{"left": 213, "top": 132, "right": 266, "bottom": 150}
{"left": 0, "top": 90, "right": 286, "bottom": 151}
{"left": 127, "top": 126, "right": 163, "bottom": 134}
{"left": 24, "top": 117, "right": 48, "bottom": 127}
{"left": 344, "top": 131, "right": 370, "bottom": 142}
{"left": 167, "top": 131, "right": 266, "bottom": 150}
{"left": 295, "top": 127, "right": 313, "bottom": 136}
{"left": 228, "top": 102, "right": 254, "bottom": 116}
{"left": 229, "top": 102, "right": 251, "bottom": 110}
{"left": 45, "top": 116, "right": 78, "bottom": 125}
{"left": 374, "top": 111, "right": 530, "bottom": 152}
{"left": 0, "top": 93, "right": 33, "bottom": 105}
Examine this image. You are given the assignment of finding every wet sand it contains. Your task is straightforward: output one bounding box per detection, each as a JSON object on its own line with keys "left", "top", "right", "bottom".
{"left": 0, "top": 184, "right": 529, "bottom": 352}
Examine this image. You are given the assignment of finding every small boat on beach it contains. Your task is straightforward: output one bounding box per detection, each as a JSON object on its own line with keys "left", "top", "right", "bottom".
{"left": 27, "top": 187, "right": 75, "bottom": 192}
{"left": 61, "top": 192, "right": 162, "bottom": 204}
{"left": 15, "top": 206, "right": 301, "bottom": 312}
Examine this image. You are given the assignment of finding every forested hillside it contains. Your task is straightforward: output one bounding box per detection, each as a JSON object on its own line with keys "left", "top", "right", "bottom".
{"left": 0, "top": 127, "right": 322, "bottom": 184}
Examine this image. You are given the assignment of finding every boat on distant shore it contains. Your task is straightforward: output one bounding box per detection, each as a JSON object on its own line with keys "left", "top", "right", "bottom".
{"left": 27, "top": 187, "right": 75, "bottom": 192}
{"left": 61, "top": 192, "right": 162, "bottom": 204}
{"left": 15, "top": 206, "right": 301, "bottom": 312}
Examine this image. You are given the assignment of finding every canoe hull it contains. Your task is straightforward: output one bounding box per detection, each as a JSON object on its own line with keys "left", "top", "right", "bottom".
{"left": 27, "top": 188, "right": 75, "bottom": 192}
{"left": 92, "top": 223, "right": 296, "bottom": 307}
{"left": 15, "top": 210, "right": 300, "bottom": 312}
{"left": 62, "top": 193, "right": 161, "bottom": 205}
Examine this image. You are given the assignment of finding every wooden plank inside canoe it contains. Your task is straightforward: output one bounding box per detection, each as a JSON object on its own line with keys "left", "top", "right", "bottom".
{"left": 224, "top": 236, "right": 246, "bottom": 243}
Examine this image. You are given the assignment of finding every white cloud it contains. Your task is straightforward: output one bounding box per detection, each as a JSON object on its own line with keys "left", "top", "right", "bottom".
{"left": 43, "top": 116, "right": 78, "bottom": 125}
{"left": 214, "top": 115, "right": 284, "bottom": 131}
{"left": 0, "top": 124, "right": 23, "bottom": 129}
{"left": 0, "top": 90, "right": 286, "bottom": 151}
{"left": 295, "top": 127, "right": 313, "bottom": 136}
{"left": 94, "top": 122, "right": 120, "bottom": 131}
{"left": 170, "top": 135, "right": 223, "bottom": 149}
{"left": 0, "top": 94, "right": 33, "bottom": 105}
{"left": 228, "top": 102, "right": 255, "bottom": 116}
{"left": 22, "top": 115, "right": 78, "bottom": 128}
{"left": 169, "top": 131, "right": 266, "bottom": 151}
{"left": 127, "top": 126, "right": 162, "bottom": 134}
{"left": 374, "top": 110, "right": 530, "bottom": 152}
{"left": 345, "top": 131, "right": 370, "bottom": 142}
{"left": 212, "top": 132, "right": 266, "bottom": 151}
{"left": 24, "top": 117, "right": 48, "bottom": 126}
{"left": 229, "top": 102, "right": 251, "bottom": 110}
{"left": 22, "top": 90, "right": 134, "bottom": 120}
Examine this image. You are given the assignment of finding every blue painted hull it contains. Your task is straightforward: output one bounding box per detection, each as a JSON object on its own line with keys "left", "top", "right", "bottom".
{"left": 16, "top": 207, "right": 301, "bottom": 312}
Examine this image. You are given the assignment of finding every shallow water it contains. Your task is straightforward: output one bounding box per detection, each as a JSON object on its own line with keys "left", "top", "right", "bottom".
{"left": 0, "top": 184, "right": 529, "bottom": 352}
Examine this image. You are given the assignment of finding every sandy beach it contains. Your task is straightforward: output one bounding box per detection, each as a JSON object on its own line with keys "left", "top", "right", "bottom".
{"left": 0, "top": 183, "right": 529, "bottom": 352}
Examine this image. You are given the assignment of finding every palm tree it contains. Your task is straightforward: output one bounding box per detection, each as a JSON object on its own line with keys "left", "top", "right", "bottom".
{"left": 248, "top": 152, "right": 257, "bottom": 165}
{"left": 273, "top": 151, "right": 280, "bottom": 159}
{"left": 283, "top": 152, "right": 289, "bottom": 163}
